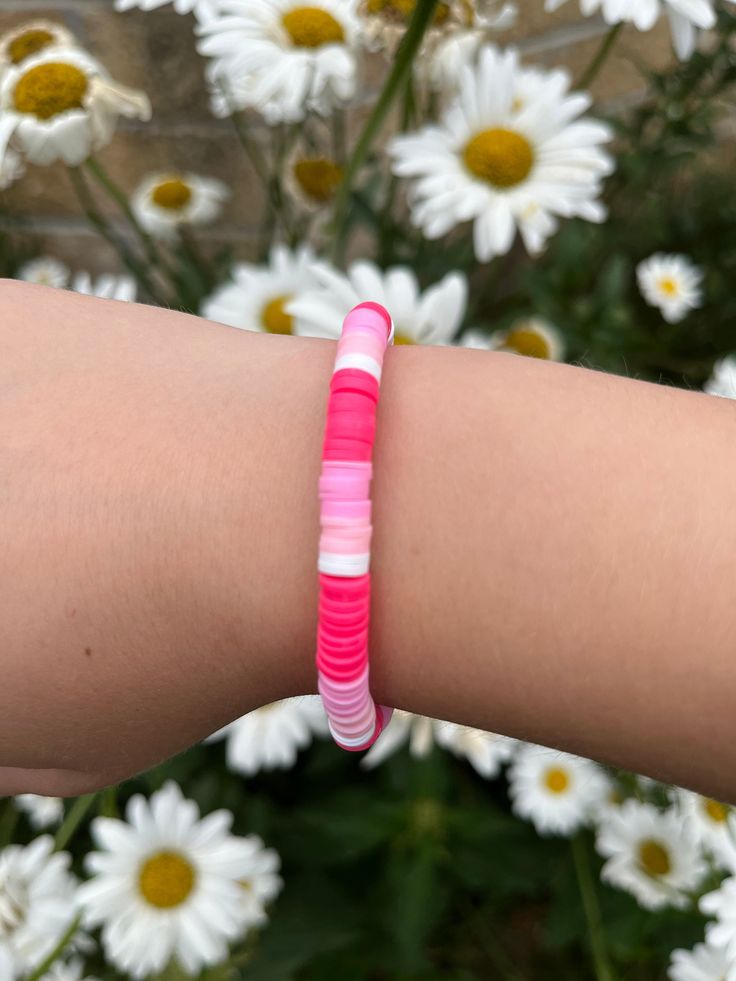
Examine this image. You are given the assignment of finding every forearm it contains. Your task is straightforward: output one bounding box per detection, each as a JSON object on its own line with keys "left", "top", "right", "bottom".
{"left": 3, "top": 282, "right": 735, "bottom": 800}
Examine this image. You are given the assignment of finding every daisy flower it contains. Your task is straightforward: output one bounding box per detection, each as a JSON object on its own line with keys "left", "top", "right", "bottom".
{"left": 0, "top": 46, "right": 151, "bottom": 168}
{"left": 77, "top": 781, "right": 282, "bottom": 978}
{"left": 287, "top": 259, "right": 468, "bottom": 344}
{"left": 434, "top": 723, "right": 517, "bottom": 778}
{"left": 202, "top": 244, "right": 319, "bottom": 334}
{"left": 0, "top": 20, "right": 76, "bottom": 72}
{"left": 637, "top": 253, "right": 704, "bottom": 323}
{"left": 507, "top": 744, "right": 610, "bottom": 836}
{"left": 71, "top": 271, "right": 137, "bottom": 302}
{"left": 284, "top": 145, "right": 344, "bottom": 213}
{"left": 116, "top": 0, "right": 218, "bottom": 15}
{"left": 415, "top": 2, "right": 518, "bottom": 94}
{"left": 668, "top": 940, "right": 736, "bottom": 981}
{"left": 596, "top": 800, "right": 706, "bottom": 910}
{"left": 206, "top": 696, "right": 329, "bottom": 777}
{"left": 676, "top": 789, "right": 736, "bottom": 868}
{"left": 705, "top": 355, "right": 736, "bottom": 400}
{"left": 131, "top": 171, "right": 230, "bottom": 241}
{"left": 701, "top": 877, "right": 736, "bottom": 962}
{"left": 360, "top": 711, "right": 437, "bottom": 768}
{"left": 197, "top": 0, "right": 361, "bottom": 123}
{"left": 545, "top": 0, "right": 728, "bottom": 61}
{"left": 14, "top": 794, "right": 64, "bottom": 830}
{"left": 361, "top": 711, "right": 513, "bottom": 776}
{"left": 0, "top": 836, "right": 82, "bottom": 977}
{"left": 459, "top": 328, "right": 493, "bottom": 349}
{"left": 492, "top": 316, "right": 565, "bottom": 360}
{"left": 389, "top": 45, "right": 613, "bottom": 262}
{"left": 17, "top": 256, "right": 69, "bottom": 287}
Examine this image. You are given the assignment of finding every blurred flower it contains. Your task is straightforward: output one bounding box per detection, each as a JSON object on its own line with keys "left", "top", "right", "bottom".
{"left": 39, "top": 959, "right": 100, "bottom": 981}
{"left": 507, "top": 744, "right": 610, "bottom": 836}
{"left": 637, "top": 253, "right": 703, "bottom": 323}
{"left": 434, "top": 723, "right": 517, "bottom": 777}
{"left": 702, "top": 877, "right": 736, "bottom": 962}
{"left": 14, "top": 794, "right": 64, "bottom": 830}
{"left": 0, "top": 836, "right": 81, "bottom": 977}
{"left": 288, "top": 259, "right": 467, "bottom": 343}
{"left": 361, "top": 712, "right": 437, "bottom": 768}
{"left": 676, "top": 790, "right": 736, "bottom": 869}
{"left": 17, "top": 256, "right": 70, "bottom": 287}
{"left": 78, "top": 780, "right": 282, "bottom": 978}
{"left": 15, "top": 255, "right": 71, "bottom": 289}
{"left": 284, "top": 146, "right": 343, "bottom": 213}
{"left": 545, "top": 0, "right": 732, "bottom": 60}
{"left": 0, "top": 20, "right": 76, "bottom": 72}
{"left": 71, "top": 271, "right": 137, "bottom": 302}
{"left": 492, "top": 316, "right": 565, "bottom": 360}
{"left": 389, "top": 45, "right": 613, "bottom": 262}
{"left": 458, "top": 328, "right": 493, "bottom": 349}
{"left": 417, "top": 2, "right": 518, "bottom": 94}
{"left": 198, "top": 0, "right": 361, "bottom": 123}
{"left": 202, "top": 244, "right": 319, "bottom": 333}
{"left": 206, "top": 697, "right": 329, "bottom": 777}
{"left": 596, "top": 800, "right": 705, "bottom": 910}
{"left": 131, "top": 171, "right": 229, "bottom": 241}
{"left": 116, "top": 0, "right": 218, "bottom": 15}
{"left": 705, "top": 355, "right": 736, "bottom": 399}
{"left": 0, "top": 47, "right": 151, "bottom": 167}
{"left": 668, "top": 940, "right": 735, "bottom": 981}
{"left": 361, "top": 711, "right": 513, "bottom": 775}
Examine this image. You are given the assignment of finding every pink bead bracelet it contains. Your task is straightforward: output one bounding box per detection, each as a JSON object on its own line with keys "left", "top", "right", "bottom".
{"left": 316, "top": 302, "right": 394, "bottom": 751}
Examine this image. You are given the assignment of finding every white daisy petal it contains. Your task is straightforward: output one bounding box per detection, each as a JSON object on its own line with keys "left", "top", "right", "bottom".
{"left": 77, "top": 781, "right": 282, "bottom": 977}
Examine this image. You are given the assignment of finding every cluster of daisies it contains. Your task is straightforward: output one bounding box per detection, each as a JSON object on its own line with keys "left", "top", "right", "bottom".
{"left": 1, "top": 782, "right": 282, "bottom": 979}
{"left": 7, "top": 696, "right": 736, "bottom": 977}
{"left": 193, "top": 696, "right": 736, "bottom": 980}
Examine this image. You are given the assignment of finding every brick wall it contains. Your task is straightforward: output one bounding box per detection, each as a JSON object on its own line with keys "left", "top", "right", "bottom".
{"left": 0, "top": 0, "right": 680, "bottom": 273}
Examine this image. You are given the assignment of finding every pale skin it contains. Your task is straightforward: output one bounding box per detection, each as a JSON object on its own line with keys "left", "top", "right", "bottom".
{"left": 2, "top": 280, "right": 736, "bottom": 801}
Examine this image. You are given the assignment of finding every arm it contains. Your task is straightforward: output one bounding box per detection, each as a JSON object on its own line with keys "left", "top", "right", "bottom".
{"left": 1, "top": 280, "right": 734, "bottom": 799}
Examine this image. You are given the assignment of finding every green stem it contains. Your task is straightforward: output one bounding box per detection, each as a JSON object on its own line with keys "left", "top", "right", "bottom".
{"left": 331, "top": 0, "right": 441, "bottom": 261}
{"left": 69, "top": 167, "right": 168, "bottom": 305}
{"left": 54, "top": 792, "right": 98, "bottom": 853}
{"left": 575, "top": 23, "right": 624, "bottom": 92}
{"left": 26, "top": 913, "right": 82, "bottom": 981}
{"left": 571, "top": 834, "right": 615, "bottom": 981}
{"left": 86, "top": 157, "right": 160, "bottom": 266}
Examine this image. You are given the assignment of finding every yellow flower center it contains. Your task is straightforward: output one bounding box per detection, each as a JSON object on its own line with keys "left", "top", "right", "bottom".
{"left": 13, "top": 62, "right": 88, "bottom": 120}
{"left": 261, "top": 295, "right": 294, "bottom": 334}
{"left": 704, "top": 798, "right": 729, "bottom": 824}
{"left": 8, "top": 29, "right": 55, "bottom": 65}
{"left": 463, "top": 128, "right": 534, "bottom": 189}
{"left": 293, "top": 157, "right": 343, "bottom": 204}
{"left": 282, "top": 6, "right": 345, "bottom": 47}
{"left": 364, "top": 0, "right": 450, "bottom": 25}
{"left": 138, "top": 850, "right": 196, "bottom": 909}
{"left": 658, "top": 277, "right": 679, "bottom": 297}
{"left": 502, "top": 326, "right": 551, "bottom": 359}
{"left": 151, "top": 178, "right": 193, "bottom": 211}
{"left": 544, "top": 767, "right": 570, "bottom": 794}
{"left": 393, "top": 331, "right": 414, "bottom": 345}
{"left": 638, "top": 839, "right": 671, "bottom": 878}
